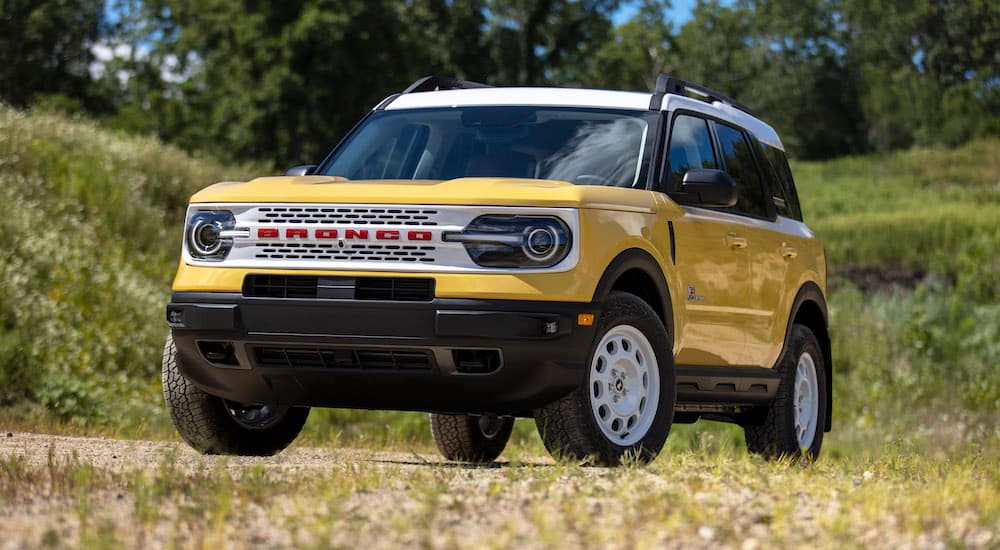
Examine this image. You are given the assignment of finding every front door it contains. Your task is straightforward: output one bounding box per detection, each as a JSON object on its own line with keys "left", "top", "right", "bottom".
{"left": 665, "top": 113, "right": 752, "bottom": 366}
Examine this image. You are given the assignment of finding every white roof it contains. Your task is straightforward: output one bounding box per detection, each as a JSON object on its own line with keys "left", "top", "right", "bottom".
{"left": 385, "top": 87, "right": 652, "bottom": 111}
{"left": 381, "top": 86, "right": 784, "bottom": 151}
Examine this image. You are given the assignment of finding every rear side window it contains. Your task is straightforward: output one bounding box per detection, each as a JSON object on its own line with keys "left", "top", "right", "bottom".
{"left": 752, "top": 137, "right": 793, "bottom": 218}
{"left": 762, "top": 145, "right": 803, "bottom": 221}
{"left": 715, "top": 123, "right": 768, "bottom": 218}
{"left": 666, "top": 115, "right": 717, "bottom": 191}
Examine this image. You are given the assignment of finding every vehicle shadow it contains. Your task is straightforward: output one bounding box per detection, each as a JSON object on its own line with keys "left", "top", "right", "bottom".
{"left": 365, "top": 458, "right": 554, "bottom": 470}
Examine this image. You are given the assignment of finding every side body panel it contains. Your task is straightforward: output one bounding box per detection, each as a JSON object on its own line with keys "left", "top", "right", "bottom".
{"left": 744, "top": 216, "right": 826, "bottom": 368}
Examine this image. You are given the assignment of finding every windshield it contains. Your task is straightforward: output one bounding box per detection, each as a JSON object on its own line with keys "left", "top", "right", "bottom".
{"left": 320, "top": 107, "right": 658, "bottom": 188}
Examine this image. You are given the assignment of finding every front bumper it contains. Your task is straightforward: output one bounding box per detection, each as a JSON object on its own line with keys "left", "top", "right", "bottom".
{"left": 167, "top": 292, "right": 600, "bottom": 415}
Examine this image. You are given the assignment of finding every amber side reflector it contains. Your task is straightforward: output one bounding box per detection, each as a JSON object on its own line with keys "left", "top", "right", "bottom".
{"left": 577, "top": 313, "right": 595, "bottom": 326}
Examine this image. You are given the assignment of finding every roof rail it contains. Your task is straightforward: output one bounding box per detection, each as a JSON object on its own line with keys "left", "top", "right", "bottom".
{"left": 402, "top": 76, "right": 492, "bottom": 94}
{"left": 649, "top": 74, "right": 754, "bottom": 116}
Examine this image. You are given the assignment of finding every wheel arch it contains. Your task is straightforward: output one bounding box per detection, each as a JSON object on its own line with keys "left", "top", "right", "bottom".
{"left": 782, "top": 282, "right": 832, "bottom": 432}
{"left": 591, "top": 249, "right": 674, "bottom": 345}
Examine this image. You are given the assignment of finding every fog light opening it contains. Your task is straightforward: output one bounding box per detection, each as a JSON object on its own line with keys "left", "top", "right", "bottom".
{"left": 452, "top": 349, "right": 501, "bottom": 374}
{"left": 198, "top": 341, "right": 240, "bottom": 367}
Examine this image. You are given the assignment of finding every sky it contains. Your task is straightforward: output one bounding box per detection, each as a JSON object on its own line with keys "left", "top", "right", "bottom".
{"left": 104, "top": 1, "right": 701, "bottom": 29}
{"left": 614, "top": 0, "right": 698, "bottom": 26}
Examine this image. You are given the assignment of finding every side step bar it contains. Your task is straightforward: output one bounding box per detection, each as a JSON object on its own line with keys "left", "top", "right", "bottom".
{"left": 675, "top": 365, "right": 779, "bottom": 405}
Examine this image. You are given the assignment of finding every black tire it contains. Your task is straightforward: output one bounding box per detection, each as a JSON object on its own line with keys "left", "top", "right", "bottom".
{"left": 744, "top": 324, "right": 827, "bottom": 461}
{"left": 429, "top": 413, "right": 514, "bottom": 462}
{"left": 533, "top": 291, "right": 675, "bottom": 466}
{"left": 161, "top": 335, "right": 309, "bottom": 456}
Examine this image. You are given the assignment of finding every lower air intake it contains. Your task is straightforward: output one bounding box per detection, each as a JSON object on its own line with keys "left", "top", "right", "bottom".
{"left": 254, "top": 346, "right": 433, "bottom": 371}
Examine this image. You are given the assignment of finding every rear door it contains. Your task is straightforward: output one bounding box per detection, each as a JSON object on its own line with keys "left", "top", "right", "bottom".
{"left": 666, "top": 114, "right": 751, "bottom": 366}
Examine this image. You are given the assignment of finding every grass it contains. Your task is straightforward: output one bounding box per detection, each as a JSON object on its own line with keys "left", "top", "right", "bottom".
{"left": 793, "top": 138, "right": 1000, "bottom": 269}
{"left": 1, "top": 434, "right": 997, "bottom": 548}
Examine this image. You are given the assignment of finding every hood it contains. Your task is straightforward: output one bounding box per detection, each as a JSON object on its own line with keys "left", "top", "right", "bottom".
{"left": 189, "top": 176, "right": 663, "bottom": 212}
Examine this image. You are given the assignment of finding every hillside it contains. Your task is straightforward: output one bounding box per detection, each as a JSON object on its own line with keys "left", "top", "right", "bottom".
{"left": 0, "top": 106, "right": 997, "bottom": 449}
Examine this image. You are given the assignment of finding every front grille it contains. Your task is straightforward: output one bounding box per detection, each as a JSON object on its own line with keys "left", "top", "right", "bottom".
{"left": 243, "top": 275, "right": 435, "bottom": 301}
{"left": 254, "top": 206, "right": 440, "bottom": 226}
{"left": 253, "top": 242, "right": 437, "bottom": 263}
{"left": 254, "top": 346, "right": 433, "bottom": 370}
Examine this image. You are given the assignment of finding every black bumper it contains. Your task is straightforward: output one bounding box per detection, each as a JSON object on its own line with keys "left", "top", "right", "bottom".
{"left": 167, "top": 292, "right": 600, "bottom": 416}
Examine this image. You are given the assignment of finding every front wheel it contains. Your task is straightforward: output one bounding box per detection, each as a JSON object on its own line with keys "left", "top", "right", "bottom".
{"left": 162, "top": 335, "right": 309, "bottom": 456}
{"left": 534, "top": 291, "right": 675, "bottom": 466}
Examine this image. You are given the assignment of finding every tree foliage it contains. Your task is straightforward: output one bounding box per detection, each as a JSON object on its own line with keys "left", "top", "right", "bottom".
{"left": 1, "top": 0, "right": 997, "bottom": 163}
{"left": 0, "top": 0, "right": 103, "bottom": 109}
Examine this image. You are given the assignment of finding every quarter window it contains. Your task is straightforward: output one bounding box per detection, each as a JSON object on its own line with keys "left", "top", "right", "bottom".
{"left": 763, "top": 145, "right": 803, "bottom": 221}
{"left": 715, "top": 123, "right": 768, "bottom": 218}
{"left": 666, "top": 115, "right": 717, "bottom": 191}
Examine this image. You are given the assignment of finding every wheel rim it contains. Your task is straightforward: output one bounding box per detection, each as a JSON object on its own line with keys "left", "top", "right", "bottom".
{"left": 793, "top": 352, "right": 819, "bottom": 450}
{"left": 477, "top": 415, "right": 503, "bottom": 440}
{"left": 589, "top": 324, "right": 660, "bottom": 447}
{"left": 224, "top": 400, "right": 289, "bottom": 430}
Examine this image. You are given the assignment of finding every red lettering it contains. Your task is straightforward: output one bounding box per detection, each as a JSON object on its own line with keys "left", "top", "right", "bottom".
{"left": 345, "top": 229, "right": 369, "bottom": 240}
{"left": 257, "top": 228, "right": 279, "bottom": 239}
{"left": 286, "top": 228, "right": 308, "bottom": 239}
{"left": 376, "top": 230, "right": 400, "bottom": 241}
{"left": 315, "top": 228, "right": 338, "bottom": 239}
{"left": 408, "top": 231, "right": 432, "bottom": 241}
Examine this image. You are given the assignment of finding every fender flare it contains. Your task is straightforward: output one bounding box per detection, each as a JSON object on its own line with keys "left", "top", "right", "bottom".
{"left": 779, "top": 281, "right": 833, "bottom": 431}
{"left": 591, "top": 248, "right": 674, "bottom": 343}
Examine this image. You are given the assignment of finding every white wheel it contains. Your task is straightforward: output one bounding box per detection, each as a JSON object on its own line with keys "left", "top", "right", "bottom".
{"left": 793, "top": 352, "right": 819, "bottom": 450}
{"left": 534, "top": 291, "right": 675, "bottom": 465}
{"left": 589, "top": 325, "right": 660, "bottom": 446}
{"left": 744, "top": 324, "right": 827, "bottom": 460}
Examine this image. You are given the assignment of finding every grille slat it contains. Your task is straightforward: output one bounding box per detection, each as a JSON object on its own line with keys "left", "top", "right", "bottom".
{"left": 255, "top": 206, "right": 439, "bottom": 226}
{"left": 243, "top": 275, "right": 435, "bottom": 301}
{"left": 253, "top": 242, "right": 437, "bottom": 262}
{"left": 254, "top": 346, "right": 432, "bottom": 371}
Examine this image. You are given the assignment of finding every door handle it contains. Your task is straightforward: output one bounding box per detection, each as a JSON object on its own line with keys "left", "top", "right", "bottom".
{"left": 780, "top": 243, "right": 798, "bottom": 259}
{"left": 726, "top": 233, "right": 748, "bottom": 249}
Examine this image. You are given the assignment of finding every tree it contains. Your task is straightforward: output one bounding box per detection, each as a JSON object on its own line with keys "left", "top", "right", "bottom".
{"left": 0, "top": 0, "right": 103, "bottom": 108}
{"left": 482, "top": 0, "right": 621, "bottom": 85}
{"left": 585, "top": 0, "right": 676, "bottom": 92}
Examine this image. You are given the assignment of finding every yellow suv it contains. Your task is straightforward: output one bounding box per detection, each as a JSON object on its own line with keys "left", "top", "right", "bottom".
{"left": 163, "top": 75, "right": 830, "bottom": 465}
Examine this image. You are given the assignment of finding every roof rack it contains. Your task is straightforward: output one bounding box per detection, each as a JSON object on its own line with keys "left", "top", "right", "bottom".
{"left": 402, "top": 75, "right": 492, "bottom": 94}
{"left": 649, "top": 74, "right": 754, "bottom": 116}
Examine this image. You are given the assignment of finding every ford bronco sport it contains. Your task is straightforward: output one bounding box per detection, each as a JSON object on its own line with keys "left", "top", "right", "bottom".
{"left": 163, "top": 75, "right": 831, "bottom": 465}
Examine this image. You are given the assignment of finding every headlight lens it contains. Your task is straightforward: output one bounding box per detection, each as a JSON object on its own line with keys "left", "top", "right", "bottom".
{"left": 445, "top": 215, "right": 571, "bottom": 268}
{"left": 186, "top": 210, "right": 236, "bottom": 260}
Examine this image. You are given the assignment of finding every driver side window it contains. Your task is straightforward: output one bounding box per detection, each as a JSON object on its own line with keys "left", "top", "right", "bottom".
{"left": 666, "top": 114, "right": 717, "bottom": 191}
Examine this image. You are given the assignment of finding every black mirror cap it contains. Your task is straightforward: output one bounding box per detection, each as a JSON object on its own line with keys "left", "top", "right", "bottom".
{"left": 285, "top": 164, "right": 317, "bottom": 177}
{"left": 675, "top": 169, "right": 738, "bottom": 208}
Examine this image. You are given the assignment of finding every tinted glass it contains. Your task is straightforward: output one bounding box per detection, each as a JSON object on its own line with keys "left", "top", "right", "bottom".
{"left": 763, "top": 145, "right": 803, "bottom": 221}
{"left": 752, "top": 137, "right": 792, "bottom": 218}
{"left": 666, "top": 115, "right": 717, "bottom": 191}
{"left": 321, "top": 107, "right": 657, "bottom": 188}
{"left": 715, "top": 123, "right": 768, "bottom": 218}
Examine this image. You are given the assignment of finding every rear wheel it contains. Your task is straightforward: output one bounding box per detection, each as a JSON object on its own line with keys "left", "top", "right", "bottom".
{"left": 429, "top": 413, "right": 514, "bottom": 462}
{"left": 162, "top": 335, "right": 309, "bottom": 456}
{"left": 534, "top": 291, "right": 675, "bottom": 466}
{"left": 744, "top": 324, "right": 827, "bottom": 461}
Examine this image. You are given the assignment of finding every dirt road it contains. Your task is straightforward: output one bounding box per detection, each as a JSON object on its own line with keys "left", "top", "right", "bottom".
{"left": 1, "top": 431, "right": 996, "bottom": 549}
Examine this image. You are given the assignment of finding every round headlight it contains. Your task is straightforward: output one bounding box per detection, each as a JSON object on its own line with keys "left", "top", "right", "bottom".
{"left": 523, "top": 226, "right": 559, "bottom": 262}
{"left": 445, "top": 215, "right": 572, "bottom": 268}
{"left": 186, "top": 210, "right": 236, "bottom": 260}
{"left": 190, "top": 220, "right": 223, "bottom": 255}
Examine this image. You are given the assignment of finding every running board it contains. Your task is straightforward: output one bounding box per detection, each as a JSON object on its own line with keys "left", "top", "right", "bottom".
{"left": 675, "top": 365, "right": 779, "bottom": 405}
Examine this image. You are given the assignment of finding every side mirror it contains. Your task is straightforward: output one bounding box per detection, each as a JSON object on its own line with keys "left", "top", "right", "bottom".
{"left": 673, "top": 169, "right": 737, "bottom": 207}
{"left": 285, "top": 164, "right": 317, "bottom": 177}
